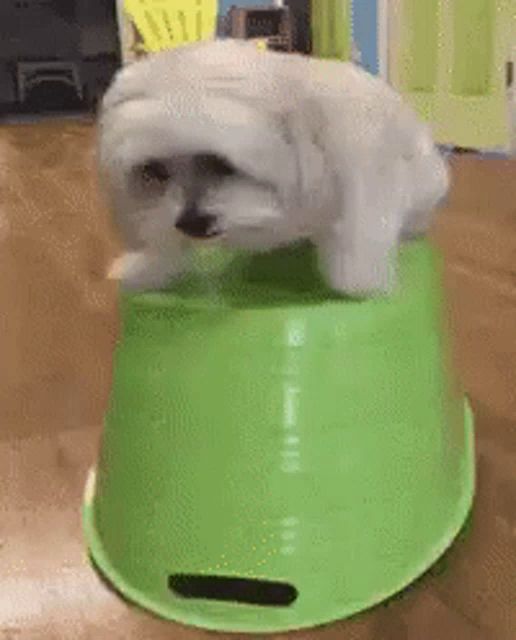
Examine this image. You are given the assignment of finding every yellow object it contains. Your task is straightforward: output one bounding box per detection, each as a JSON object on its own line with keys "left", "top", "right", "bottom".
{"left": 254, "top": 39, "right": 268, "bottom": 52}
{"left": 124, "top": 0, "right": 217, "bottom": 52}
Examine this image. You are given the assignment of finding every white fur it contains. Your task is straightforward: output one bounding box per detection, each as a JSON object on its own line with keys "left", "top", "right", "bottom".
{"left": 99, "top": 39, "right": 449, "bottom": 296}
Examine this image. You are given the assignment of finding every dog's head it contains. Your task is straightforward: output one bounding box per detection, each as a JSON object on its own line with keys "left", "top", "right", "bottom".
{"left": 98, "top": 41, "right": 328, "bottom": 253}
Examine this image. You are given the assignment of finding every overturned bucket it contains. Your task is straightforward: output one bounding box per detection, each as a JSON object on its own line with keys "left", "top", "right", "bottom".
{"left": 83, "top": 241, "right": 474, "bottom": 634}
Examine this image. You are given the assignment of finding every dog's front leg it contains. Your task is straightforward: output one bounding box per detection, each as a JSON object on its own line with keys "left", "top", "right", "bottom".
{"left": 108, "top": 236, "right": 188, "bottom": 292}
{"left": 317, "top": 219, "right": 399, "bottom": 298}
{"left": 316, "top": 180, "right": 403, "bottom": 298}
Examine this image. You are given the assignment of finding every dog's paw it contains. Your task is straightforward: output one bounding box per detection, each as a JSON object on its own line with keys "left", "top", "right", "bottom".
{"left": 319, "top": 249, "right": 397, "bottom": 298}
{"left": 108, "top": 252, "right": 181, "bottom": 291}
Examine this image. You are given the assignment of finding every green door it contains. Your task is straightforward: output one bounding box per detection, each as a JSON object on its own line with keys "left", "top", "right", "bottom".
{"left": 389, "top": 0, "right": 512, "bottom": 149}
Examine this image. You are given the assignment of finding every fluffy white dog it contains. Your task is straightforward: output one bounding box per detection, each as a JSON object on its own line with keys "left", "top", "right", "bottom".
{"left": 99, "top": 39, "right": 449, "bottom": 296}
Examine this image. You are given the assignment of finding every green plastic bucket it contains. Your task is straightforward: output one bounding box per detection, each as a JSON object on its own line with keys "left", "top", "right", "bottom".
{"left": 83, "top": 240, "right": 474, "bottom": 634}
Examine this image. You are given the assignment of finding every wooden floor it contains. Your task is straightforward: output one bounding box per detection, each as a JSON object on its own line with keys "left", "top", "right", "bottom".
{"left": 0, "top": 121, "right": 515, "bottom": 639}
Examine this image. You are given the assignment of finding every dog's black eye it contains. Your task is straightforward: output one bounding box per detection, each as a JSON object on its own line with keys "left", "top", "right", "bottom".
{"left": 196, "top": 154, "right": 236, "bottom": 178}
{"left": 140, "top": 160, "right": 170, "bottom": 184}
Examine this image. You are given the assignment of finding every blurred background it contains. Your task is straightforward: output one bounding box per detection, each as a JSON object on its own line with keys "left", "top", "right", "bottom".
{"left": 0, "top": 0, "right": 514, "bottom": 151}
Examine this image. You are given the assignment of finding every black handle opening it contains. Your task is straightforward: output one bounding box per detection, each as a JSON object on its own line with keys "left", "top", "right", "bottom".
{"left": 168, "top": 574, "right": 298, "bottom": 607}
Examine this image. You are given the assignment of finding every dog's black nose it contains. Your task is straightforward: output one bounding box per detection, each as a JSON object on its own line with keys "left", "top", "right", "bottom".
{"left": 175, "top": 207, "right": 219, "bottom": 239}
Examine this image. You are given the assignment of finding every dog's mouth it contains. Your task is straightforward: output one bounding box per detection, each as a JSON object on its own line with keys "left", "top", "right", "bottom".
{"left": 180, "top": 228, "right": 223, "bottom": 241}
{"left": 175, "top": 210, "right": 223, "bottom": 240}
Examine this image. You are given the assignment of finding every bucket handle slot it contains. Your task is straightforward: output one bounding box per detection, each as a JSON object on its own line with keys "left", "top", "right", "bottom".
{"left": 168, "top": 574, "right": 298, "bottom": 607}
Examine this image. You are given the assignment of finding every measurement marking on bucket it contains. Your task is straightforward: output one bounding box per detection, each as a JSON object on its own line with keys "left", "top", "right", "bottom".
{"left": 281, "top": 462, "right": 301, "bottom": 473}
{"left": 283, "top": 384, "right": 300, "bottom": 428}
{"left": 281, "top": 530, "right": 297, "bottom": 541}
{"left": 168, "top": 574, "right": 298, "bottom": 607}
{"left": 281, "top": 449, "right": 301, "bottom": 459}
{"left": 286, "top": 320, "right": 306, "bottom": 347}
{"left": 280, "top": 545, "right": 296, "bottom": 556}
{"left": 279, "top": 517, "right": 299, "bottom": 555}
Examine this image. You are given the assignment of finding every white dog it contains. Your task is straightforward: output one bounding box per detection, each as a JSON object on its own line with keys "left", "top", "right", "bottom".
{"left": 99, "top": 39, "right": 449, "bottom": 296}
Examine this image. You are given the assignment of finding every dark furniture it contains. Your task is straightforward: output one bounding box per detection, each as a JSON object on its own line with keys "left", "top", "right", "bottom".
{"left": 0, "top": 0, "right": 120, "bottom": 116}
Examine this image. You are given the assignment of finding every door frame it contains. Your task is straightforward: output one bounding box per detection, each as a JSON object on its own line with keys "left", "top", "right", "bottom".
{"left": 377, "top": 0, "right": 389, "bottom": 80}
